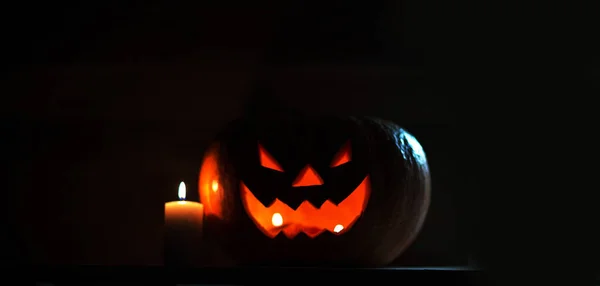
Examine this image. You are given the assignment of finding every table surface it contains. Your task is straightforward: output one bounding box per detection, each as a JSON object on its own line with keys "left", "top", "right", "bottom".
{"left": 17, "top": 265, "right": 485, "bottom": 285}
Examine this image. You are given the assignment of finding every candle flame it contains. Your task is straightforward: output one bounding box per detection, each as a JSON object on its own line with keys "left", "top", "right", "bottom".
{"left": 271, "top": 213, "right": 283, "bottom": 227}
{"left": 211, "top": 180, "right": 219, "bottom": 192}
{"left": 178, "top": 181, "right": 186, "bottom": 200}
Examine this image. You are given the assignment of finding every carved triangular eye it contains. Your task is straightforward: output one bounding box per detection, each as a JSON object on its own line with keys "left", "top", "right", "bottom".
{"left": 330, "top": 141, "right": 351, "bottom": 167}
{"left": 258, "top": 143, "right": 284, "bottom": 172}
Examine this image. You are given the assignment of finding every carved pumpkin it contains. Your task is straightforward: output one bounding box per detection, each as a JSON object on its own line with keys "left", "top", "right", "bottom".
{"left": 199, "top": 115, "right": 430, "bottom": 266}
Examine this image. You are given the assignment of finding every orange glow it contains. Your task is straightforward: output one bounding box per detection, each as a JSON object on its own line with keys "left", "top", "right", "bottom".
{"left": 199, "top": 144, "right": 224, "bottom": 218}
{"left": 258, "top": 143, "right": 284, "bottom": 172}
{"left": 330, "top": 141, "right": 352, "bottom": 167}
{"left": 241, "top": 176, "right": 371, "bottom": 239}
{"left": 292, "top": 164, "right": 324, "bottom": 187}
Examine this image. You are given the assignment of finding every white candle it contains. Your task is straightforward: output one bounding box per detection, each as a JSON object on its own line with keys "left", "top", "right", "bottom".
{"left": 165, "top": 182, "right": 204, "bottom": 231}
{"left": 164, "top": 181, "right": 205, "bottom": 267}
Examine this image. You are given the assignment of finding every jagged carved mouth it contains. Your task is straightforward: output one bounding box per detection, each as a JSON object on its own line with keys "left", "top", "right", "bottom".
{"left": 240, "top": 176, "right": 371, "bottom": 239}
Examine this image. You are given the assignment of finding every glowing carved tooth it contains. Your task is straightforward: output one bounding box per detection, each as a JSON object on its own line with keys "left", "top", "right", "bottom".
{"left": 272, "top": 213, "right": 283, "bottom": 227}
{"left": 333, "top": 224, "right": 344, "bottom": 233}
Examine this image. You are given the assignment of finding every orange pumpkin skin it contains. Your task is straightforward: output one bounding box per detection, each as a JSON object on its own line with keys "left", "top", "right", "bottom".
{"left": 199, "top": 115, "right": 430, "bottom": 267}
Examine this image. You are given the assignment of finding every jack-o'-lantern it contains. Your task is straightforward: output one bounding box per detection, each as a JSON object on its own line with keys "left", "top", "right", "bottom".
{"left": 199, "top": 115, "right": 430, "bottom": 267}
{"left": 241, "top": 140, "right": 370, "bottom": 239}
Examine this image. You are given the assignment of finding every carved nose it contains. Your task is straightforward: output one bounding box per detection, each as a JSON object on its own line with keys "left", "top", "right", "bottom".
{"left": 292, "top": 164, "right": 324, "bottom": 187}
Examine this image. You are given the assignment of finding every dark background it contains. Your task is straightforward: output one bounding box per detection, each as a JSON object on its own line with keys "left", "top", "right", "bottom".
{"left": 1, "top": 0, "right": 597, "bottom": 284}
